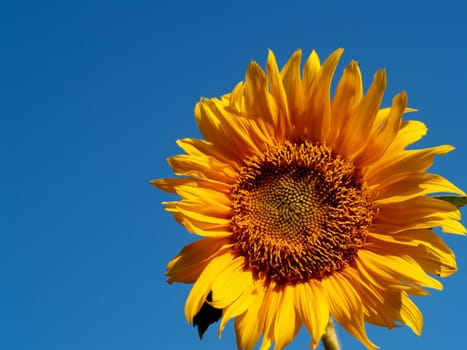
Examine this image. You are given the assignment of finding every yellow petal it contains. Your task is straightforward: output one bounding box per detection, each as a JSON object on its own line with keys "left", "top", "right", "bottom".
{"left": 218, "top": 282, "right": 255, "bottom": 336}
{"left": 210, "top": 257, "right": 254, "bottom": 309}
{"left": 280, "top": 50, "right": 305, "bottom": 137}
{"left": 172, "top": 200, "right": 230, "bottom": 222}
{"left": 195, "top": 98, "right": 264, "bottom": 161}
{"left": 355, "top": 91, "right": 406, "bottom": 167}
{"left": 234, "top": 286, "right": 265, "bottom": 350}
{"left": 323, "top": 272, "right": 378, "bottom": 350}
{"left": 330, "top": 61, "right": 363, "bottom": 145}
{"left": 376, "top": 196, "right": 465, "bottom": 234}
{"left": 305, "top": 48, "right": 343, "bottom": 142}
{"left": 358, "top": 249, "right": 443, "bottom": 290}
{"left": 185, "top": 252, "right": 236, "bottom": 323}
{"left": 273, "top": 285, "right": 300, "bottom": 350}
{"left": 366, "top": 230, "right": 457, "bottom": 277}
{"left": 294, "top": 280, "right": 329, "bottom": 349}
{"left": 164, "top": 204, "right": 232, "bottom": 237}
{"left": 176, "top": 137, "right": 240, "bottom": 170}
{"left": 166, "top": 237, "right": 233, "bottom": 283}
{"left": 337, "top": 70, "right": 386, "bottom": 159}
{"left": 259, "top": 338, "right": 273, "bottom": 350}
{"left": 400, "top": 292, "right": 423, "bottom": 335}
{"left": 266, "top": 50, "right": 291, "bottom": 140}
{"left": 374, "top": 173, "right": 466, "bottom": 204}
{"left": 245, "top": 61, "right": 278, "bottom": 139}
{"left": 164, "top": 202, "right": 230, "bottom": 225}
{"left": 168, "top": 152, "right": 237, "bottom": 183}
{"left": 383, "top": 119, "right": 427, "bottom": 152}
{"left": 345, "top": 265, "right": 423, "bottom": 334}
{"left": 228, "top": 81, "right": 245, "bottom": 115}
{"left": 302, "top": 50, "right": 321, "bottom": 93}
{"left": 344, "top": 267, "right": 396, "bottom": 329}
{"left": 151, "top": 177, "right": 194, "bottom": 194}
{"left": 258, "top": 285, "right": 282, "bottom": 349}
{"left": 365, "top": 144, "right": 454, "bottom": 186}
{"left": 168, "top": 182, "right": 231, "bottom": 206}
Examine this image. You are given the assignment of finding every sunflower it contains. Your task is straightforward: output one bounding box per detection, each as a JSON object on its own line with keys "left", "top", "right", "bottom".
{"left": 153, "top": 48, "right": 466, "bottom": 349}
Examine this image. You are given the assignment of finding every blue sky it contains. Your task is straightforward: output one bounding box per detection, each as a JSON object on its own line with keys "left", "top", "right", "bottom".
{"left": 2, "top": 1, "right": 467, "bottom": 349}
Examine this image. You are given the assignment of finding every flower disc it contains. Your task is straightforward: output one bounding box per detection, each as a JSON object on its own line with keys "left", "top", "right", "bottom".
{"left": 231, "top": 140, "right": 374, "bottom": 284}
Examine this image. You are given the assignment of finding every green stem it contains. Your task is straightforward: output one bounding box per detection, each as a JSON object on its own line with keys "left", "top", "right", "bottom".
{"left": 321, "top": 317, "right": 340, "bottom": 350}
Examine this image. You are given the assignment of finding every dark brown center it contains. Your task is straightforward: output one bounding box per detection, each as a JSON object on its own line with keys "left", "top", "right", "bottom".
{"left": 230, "top": 141, "right": 374, "bottom": 285}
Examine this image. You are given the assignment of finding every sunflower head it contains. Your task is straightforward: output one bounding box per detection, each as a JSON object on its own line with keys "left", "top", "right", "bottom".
{"left": 153, "top": 48, "right": 466, "bottom": 350}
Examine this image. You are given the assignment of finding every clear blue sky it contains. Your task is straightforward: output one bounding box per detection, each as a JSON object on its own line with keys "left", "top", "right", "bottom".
{"left": 1, "top": 1, "right": 466, "bottom": 349}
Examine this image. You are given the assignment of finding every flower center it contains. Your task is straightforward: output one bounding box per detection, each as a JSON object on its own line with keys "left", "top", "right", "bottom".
{"left": 230, "top": 141, "right": 374, "bottom": 284}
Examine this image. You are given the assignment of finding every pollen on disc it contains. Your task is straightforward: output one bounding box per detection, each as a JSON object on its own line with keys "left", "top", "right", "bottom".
{"left": 230, "top": 141, "right": 375, "bottom": 285}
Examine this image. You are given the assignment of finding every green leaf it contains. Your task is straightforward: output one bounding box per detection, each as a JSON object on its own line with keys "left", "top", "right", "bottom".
{"left": 434, "top": 196, "right": 467, "bottom": 209}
